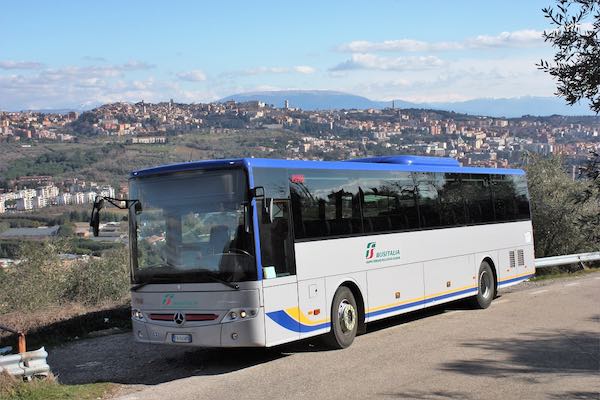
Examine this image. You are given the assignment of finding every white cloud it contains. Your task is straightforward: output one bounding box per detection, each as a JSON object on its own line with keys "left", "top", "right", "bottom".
{"left": 337, "top": 57, "right": 555, "bottom": 103}
{"left": 176, "top": 70, "right": 207, "bottom": 82}
{"left": 240, "top": 65, "right": 316, "bottom": 75}
{"left": 0, "top": 60, "right": 45, "bottom": 70}
{"left": 330, "top": 54, "right": 444, "bottom": 71}
{"left": 293, "top": 65, "right": 316, "bottom": 74}
{"left": 466, "top": 30, "right": 543, "bottom": 48}
{"left": 337, "top": 29, "right": 544, "bottom": 53}
{"left": 0, "top": 61, "right": 214, "bottom": 110}
{"left": 338, "top": 39, "right": 461, "bottom": 53}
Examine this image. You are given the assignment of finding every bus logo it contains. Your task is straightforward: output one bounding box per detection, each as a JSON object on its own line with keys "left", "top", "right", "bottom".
{"left": 365, "top": 242, "right": 401, "bottom": 264}
{"left": 162, "top": 294, "right": 174, "bottom": 305}
{"left": 365, "top": 242, "right": 376, "bottom": 259}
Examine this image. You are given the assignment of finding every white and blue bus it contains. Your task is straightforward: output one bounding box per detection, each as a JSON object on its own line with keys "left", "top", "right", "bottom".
{"left": 92, "top": 155, "right": 535, "bottom": 349}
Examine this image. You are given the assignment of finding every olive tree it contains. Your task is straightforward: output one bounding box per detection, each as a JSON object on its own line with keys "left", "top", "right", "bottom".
{"left": 538, "top": 0, "right": 600, "bottom": 113}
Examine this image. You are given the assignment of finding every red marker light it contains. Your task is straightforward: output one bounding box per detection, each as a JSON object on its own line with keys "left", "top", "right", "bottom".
{"left": 290, "top": 174, "right": 305, "bottom": 184}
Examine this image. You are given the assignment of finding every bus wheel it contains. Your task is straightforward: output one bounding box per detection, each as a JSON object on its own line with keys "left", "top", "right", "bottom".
{"left": 472, "top": 261, "right": 495, "bottom": 309}
{"left": 325, "top": 286, "right": 358, "bottom": 349}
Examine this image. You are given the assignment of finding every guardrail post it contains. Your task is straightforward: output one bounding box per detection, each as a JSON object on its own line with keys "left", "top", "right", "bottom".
{"left": 18, "top": 333, "right": 26, "bottom": 354}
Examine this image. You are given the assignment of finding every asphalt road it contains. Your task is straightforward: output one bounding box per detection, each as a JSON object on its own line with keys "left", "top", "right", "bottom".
{"left": 49, "top": 273, "right": 600, "bottom": 400}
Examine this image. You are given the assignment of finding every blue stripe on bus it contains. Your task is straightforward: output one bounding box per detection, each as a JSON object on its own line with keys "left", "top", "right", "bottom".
{"left": 244, "top": 159, "right": 264, "bottom": 281}
{"left": 266, "top": 310, "right": 329, "bottom": 333}
{"left": 268, "top": 273, "right": 534, "bottom": 333}
{"left": 498, "top": 273, "right": 534, "bottom": 286}
{"left": 366, "top": 286, "right": 479, "bottom": 319}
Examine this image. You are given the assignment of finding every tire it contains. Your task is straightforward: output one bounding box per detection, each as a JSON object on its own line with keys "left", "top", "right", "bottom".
{"left": 472, "top": 261, "right": 496, "bottom": 309}
{"left": 324, "top": 286, "right": 359, "bottom": 349}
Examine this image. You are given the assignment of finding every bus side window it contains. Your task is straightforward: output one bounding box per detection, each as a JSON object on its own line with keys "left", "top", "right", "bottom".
{"left": 492, "top": 174, "right": 517, "bottom": 221}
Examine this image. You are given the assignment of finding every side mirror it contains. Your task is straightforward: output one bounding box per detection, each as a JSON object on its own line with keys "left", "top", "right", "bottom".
{"left": 251, "top": 186, "right": 265, "bottom": 199}
{"left": 90, "top": 198, "right": 104, "bottom": 237}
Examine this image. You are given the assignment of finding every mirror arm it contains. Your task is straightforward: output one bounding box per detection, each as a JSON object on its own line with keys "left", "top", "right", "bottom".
{"left": 97, "top": 196, "right": 140, "bottom": 210}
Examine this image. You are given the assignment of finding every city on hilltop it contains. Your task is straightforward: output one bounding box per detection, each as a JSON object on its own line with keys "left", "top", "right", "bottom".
{"left": 0, "top": 99, "right": 599, "bottom": 215}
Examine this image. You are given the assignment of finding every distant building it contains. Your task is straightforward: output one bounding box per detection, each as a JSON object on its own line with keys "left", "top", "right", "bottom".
{"left": 0, "top": 201, "right": 4, "bottom": 214}
{"left": 74, "top": 192, "right": 86, "bottom": 205}
{"left": 17, "top": 176, "right": 53, "bottom": 186}
{"left": 0, "top": 226, "right": 60, "bottom": 240}
{"left": 127, "top": 136, "right": 167, "bottom": 144}
{"left": 58, "top": 193, "right": 72, "bottom": 205}
{"left": 32, "top": 196, "right": 47, "bottom": 209}
{"left": 16, "top": 197, "right": 33, "bottom": 211}
{"left": 99, "top": 185, "right": 115, "bottom": 198}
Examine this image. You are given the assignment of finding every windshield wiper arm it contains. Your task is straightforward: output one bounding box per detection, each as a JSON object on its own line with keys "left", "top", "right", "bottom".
{"left": 131, "top": 281, "right": 150, "bottom": 292}
{"left": 195, "top": 269, "right": 239, "bottom": 290}
{"left": 131, "top": 274, "right": 176, "bottom": 292}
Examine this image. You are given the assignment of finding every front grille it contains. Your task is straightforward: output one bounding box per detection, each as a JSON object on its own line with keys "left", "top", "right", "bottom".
{"left": 185, "top": 313, "right": 219, "bottom": 321}
{"left": 149, "top": 313, "right": 175, "bottom": 321}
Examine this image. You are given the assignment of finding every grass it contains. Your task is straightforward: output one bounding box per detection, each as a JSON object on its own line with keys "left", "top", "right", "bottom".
{"left": 0, "top": 372, "right": 114, "bottom": 400}
{"left": 530, "top": 266, "right": 600, "bottom": 281}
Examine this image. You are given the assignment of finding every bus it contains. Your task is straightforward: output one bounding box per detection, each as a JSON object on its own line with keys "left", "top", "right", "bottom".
{"left": 90, "top": 155, "right": 535, "bottom": 349}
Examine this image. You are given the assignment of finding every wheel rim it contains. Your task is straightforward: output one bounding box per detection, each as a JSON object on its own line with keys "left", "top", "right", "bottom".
{"left": 338, "top": 299, "right": 356, "bottom": 333}
{"left": 480, "top": 270, "right": 492, "bottom": 299}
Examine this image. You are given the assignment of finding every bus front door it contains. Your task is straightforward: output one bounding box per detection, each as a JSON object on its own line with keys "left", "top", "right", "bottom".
{"left": 258, "top": 199, "right": 300, "bottom": 346}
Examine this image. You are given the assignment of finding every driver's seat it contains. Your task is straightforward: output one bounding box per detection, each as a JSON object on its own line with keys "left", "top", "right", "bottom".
{"left": 208, "top": 225, "right": 230, "bottom": 254}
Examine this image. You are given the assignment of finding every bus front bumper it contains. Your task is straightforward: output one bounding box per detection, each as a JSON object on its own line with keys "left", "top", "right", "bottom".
{"left": 132, "top": 310, "right": 266, "bottom": 347}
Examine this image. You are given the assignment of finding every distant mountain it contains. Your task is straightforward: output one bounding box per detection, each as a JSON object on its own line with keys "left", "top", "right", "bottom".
{"left": 220, "top": 90, "right": 595, "bottom": 117}
{"left": 424, "top": 96, "right": 594, "bottom": 118}
{"left": 221, "top": 90, "right": 416, "bottom": 111}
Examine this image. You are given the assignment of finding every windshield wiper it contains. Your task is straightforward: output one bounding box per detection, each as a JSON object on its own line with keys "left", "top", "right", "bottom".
{"left": 131, "top": 274, "right": 177, "bottom": 292}
{"left": 195, "top": 269, "right": 240, "bottom": 290}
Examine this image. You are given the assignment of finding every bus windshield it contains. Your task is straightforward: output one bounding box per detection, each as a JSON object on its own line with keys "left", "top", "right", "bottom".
{"left": 129, "top": 168, "right": 256, "bottom": 284}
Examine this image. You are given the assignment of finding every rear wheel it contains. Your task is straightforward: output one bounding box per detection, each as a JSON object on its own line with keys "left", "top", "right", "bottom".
{"left": 324, "top": 286, "right": 358, "bottom": 349}
{"left": 472, "top": 261, "right": 496, "bottom": 309}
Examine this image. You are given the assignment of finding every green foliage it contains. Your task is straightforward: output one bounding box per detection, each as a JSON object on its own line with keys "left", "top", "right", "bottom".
{"left": 539, "top": 0, "right": 600, "bottom": 113}
{"left": 64, "top": 247, "right": 129, "bottom": 305}
{"left": 2, "top": 149, "right": 102, "bottom": 181}
{"left": 0, "top": 372, "right": 112, "bottom": 400}
{"left": 0, "top": 240, "right": 33, "bottom": 258}
{"left": 0, "top": 241, "right": 129, "bottom": 314}
{"left": 526, "top": 155, "right": 600, "bottom": 257}
{"left": 574, "top": 151, "right": 600, "bottom": 244}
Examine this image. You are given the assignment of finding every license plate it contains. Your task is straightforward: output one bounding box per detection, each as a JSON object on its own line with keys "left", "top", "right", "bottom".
{"left": 172, "top": 334, "right": 192, "bottom": 343}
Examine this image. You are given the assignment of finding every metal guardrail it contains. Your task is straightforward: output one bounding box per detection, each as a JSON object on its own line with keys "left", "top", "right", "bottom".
{"left": 535, "top": 251, "right": 600, "bottom": 268}
{"left": 0, "top": 347, "right": 50, "bottom": 378}
{"left": 0, "top": 323, "right": 50, "bottom": 378}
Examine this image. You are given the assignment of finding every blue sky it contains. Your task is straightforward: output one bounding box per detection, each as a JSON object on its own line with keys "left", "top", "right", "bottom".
{"left": 0, "top": 1, "right": 565, "bottom": 110}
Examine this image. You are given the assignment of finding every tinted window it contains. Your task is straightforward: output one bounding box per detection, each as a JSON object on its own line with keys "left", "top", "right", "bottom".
{"left": 462, "top": 174, "right": 495, "bottom": 223}
{"left": 253, "top": 168, "right": 289, "bottom": 198}
{"left": 359, "top": 171, "right": 420, "bottom": 232}
{"left": 289, "top": 170, "right": 362, "bottom": 239}
{"left": 414, "top": 172, "right": 442, "bottom": 228}
{"left": 438, "top": 173, "right": 467, "bottom": 226}
{"left": 510, "top": 175, "right": 531, "bottom": 220}
{"left": 491, "top": 174, "right": 518, "bottom": 221}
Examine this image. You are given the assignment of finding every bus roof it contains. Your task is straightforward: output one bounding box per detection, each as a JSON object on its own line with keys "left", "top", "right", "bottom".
{"left": 131, "top": 156, "right": 525, "bottom": 178}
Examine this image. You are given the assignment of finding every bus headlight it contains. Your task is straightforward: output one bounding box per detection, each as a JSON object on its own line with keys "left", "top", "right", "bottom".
{"left": 222, "top": 308, "right": 258, "bottom": 323}
{"left": 132, "top": 309, "right": 145, "bottom": 321}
